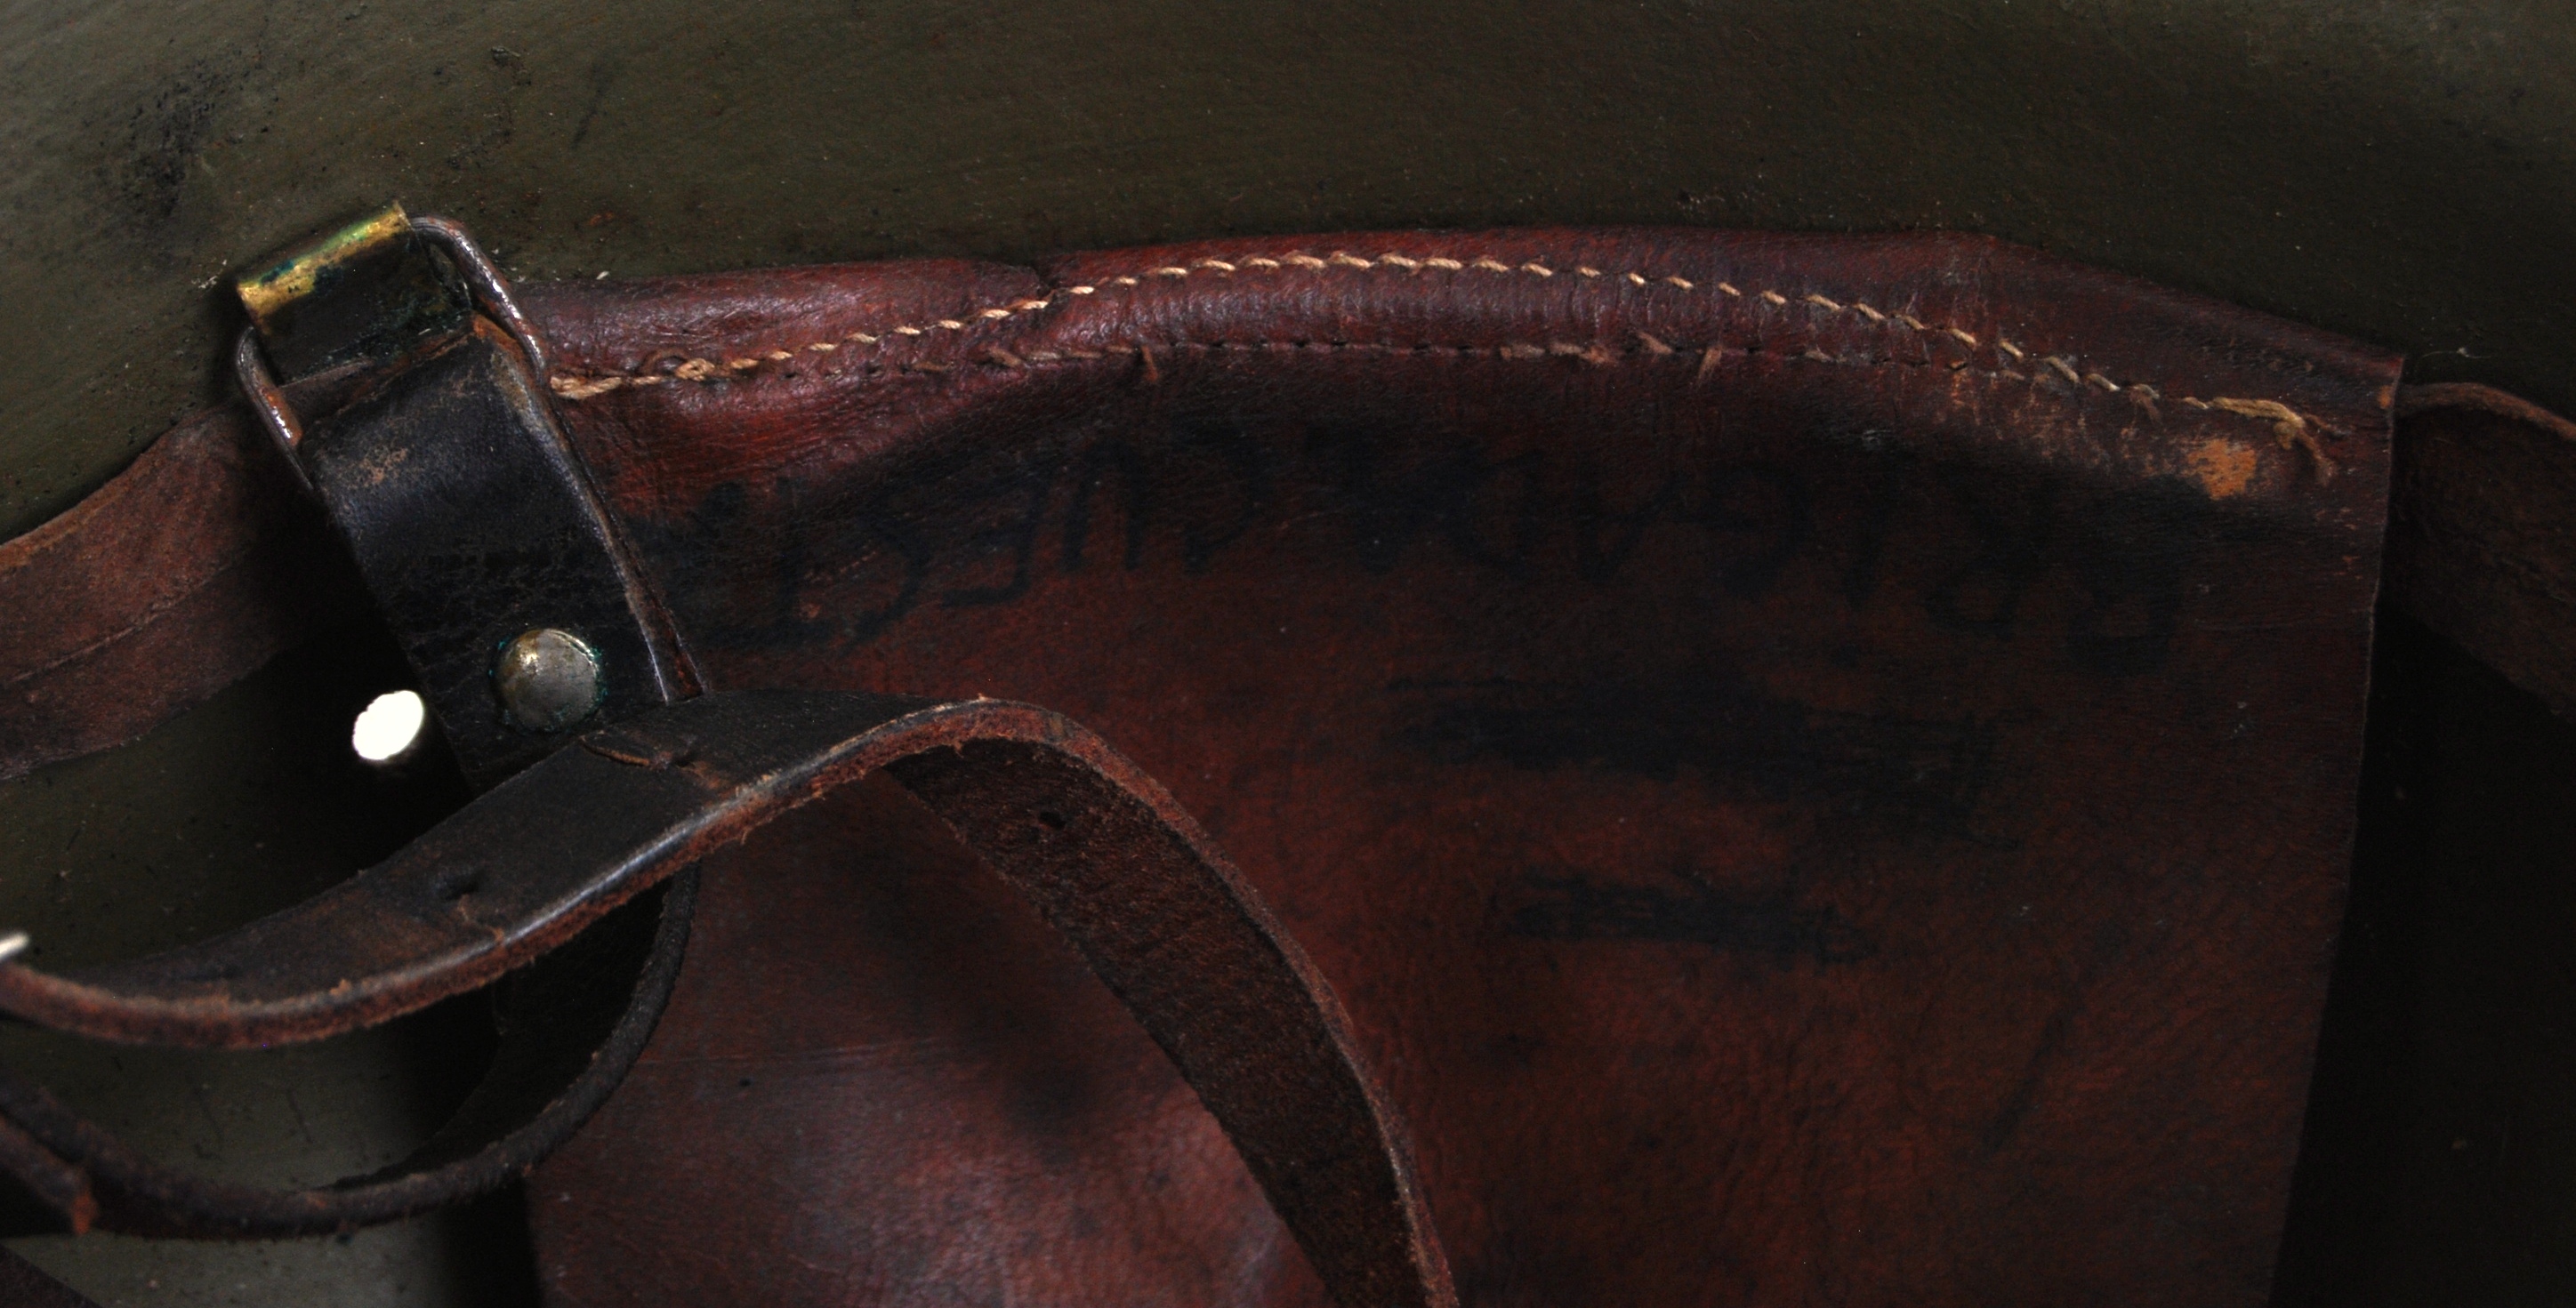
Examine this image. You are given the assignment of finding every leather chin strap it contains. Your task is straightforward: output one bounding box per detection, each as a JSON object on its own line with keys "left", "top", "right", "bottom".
{"left": 0, "top": 691, "right": 1456, "bottom": 1308}
{"left": 0, "top": 873, "right": 694, "bottom": 1240}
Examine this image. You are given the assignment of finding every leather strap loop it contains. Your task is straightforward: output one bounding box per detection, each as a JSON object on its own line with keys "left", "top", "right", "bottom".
{"left": 0, "top": 691, "right": 1454, "bottom": 1308}
{"left": 0, "top": 874, "right": 691, "bottom": 1239}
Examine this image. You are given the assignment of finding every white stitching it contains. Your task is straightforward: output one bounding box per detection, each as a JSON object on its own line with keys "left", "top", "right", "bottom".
{"left": 544, "top": 251, "right": 2333, "bottom": 454}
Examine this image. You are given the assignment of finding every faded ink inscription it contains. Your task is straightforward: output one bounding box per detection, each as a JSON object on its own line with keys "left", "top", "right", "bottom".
{"left": 1511, "top": 871, "right": 1872, "bottom": 967}
{"left": 1392, "top": 671, "right": 2007, "bottom": 842}
{"left": 640, "top": 415, "right": 2226, "bottom": 677}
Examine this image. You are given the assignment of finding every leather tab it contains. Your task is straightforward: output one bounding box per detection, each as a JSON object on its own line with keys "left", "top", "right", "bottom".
{"left": 300, "top": 318, "right": 695, "bottom": 784}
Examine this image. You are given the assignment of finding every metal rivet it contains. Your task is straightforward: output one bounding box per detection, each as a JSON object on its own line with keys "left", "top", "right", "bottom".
{"left": 494, "top": 629, "right": 603, "bottom": 733}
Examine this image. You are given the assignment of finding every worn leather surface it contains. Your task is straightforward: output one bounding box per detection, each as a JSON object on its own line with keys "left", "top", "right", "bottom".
{"left": 10, "top": 6, "right": 2576, "bottom": 1304}
{"left": 4, "top": 4, "right": 2576, "bottom": 1303}
{"left": 532, "top": 774, "right": 1348, "bottom": 1307}
{"left": 0, "top": 397, "right": 365, "bottom": 784}
{"left": 508, "top": 228, "right": 2397, "bottom": 1305}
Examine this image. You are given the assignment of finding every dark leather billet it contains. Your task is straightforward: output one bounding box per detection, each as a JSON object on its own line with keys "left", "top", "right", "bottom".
{"left": 298, "top": 318, "right": 695, "bottom": 784}
{"left": 499, "top": 229, "right": 2395, "bottom": 1304}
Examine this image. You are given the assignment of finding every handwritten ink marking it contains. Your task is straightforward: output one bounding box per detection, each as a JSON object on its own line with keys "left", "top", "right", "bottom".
{"left": 636, "top": 417, "right": 2202, "bottom": 684}
{"left": 1511, "top": 871, "right": 1873, "bottom": 967}
{"left": 1391, "top": 671, "right": 2008, "bottom": 843}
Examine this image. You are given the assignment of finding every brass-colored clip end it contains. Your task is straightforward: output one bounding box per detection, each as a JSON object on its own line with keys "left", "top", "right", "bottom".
{"left": 235, "top": 203, "right": 416, "bottom": 334}
{"left": 229, "top": 207, "right": 553, "bottom": 499}
{"left": 231, "top": 202, "right": 472, "bottom": 383}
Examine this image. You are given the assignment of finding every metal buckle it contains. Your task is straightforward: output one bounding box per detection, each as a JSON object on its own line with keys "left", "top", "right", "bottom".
{"left": 222, "top": 205, "right": 692, "bottom": 783}
{"left": 229, "top": 205, "right": 553, "bottom": 498}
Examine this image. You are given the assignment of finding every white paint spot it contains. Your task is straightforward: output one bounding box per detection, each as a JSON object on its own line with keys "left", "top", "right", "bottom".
{"left": 352, "top": 690, "right": 427, "bottom": 763}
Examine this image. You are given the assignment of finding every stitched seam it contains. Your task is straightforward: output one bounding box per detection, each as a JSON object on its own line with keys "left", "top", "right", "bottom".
{"left": 0, "top": 539, "right": 269, "bottom": 688}
{"left": 602, "top": 331, "right": 2293, "bottom": 423}
{"left": 544, "top": 249, "right": 2333, "bottom": 462}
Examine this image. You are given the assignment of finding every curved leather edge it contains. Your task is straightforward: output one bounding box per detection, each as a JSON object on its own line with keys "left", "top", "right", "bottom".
{"left": 0, "top": 405, "right": 367, "bottom": 783}
{"left": 2387, "top": 381, "right": 2576, "bottom": 717}
{"left": 0, "top": 1246, "right": 101, "bottom": 1308}
{"left": 527, "top": 228, "right": 2399, "bottom": 537}
{"left": 0, "top": 690, "right": 1455, "bottom": 1308}
{"left": 0, "top": 228, "right": 2405, "bottom": 784}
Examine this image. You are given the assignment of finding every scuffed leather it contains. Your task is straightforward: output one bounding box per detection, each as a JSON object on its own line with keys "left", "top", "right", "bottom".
{"left": 515, "top": 229, "right": 2397, "bottom": 1306}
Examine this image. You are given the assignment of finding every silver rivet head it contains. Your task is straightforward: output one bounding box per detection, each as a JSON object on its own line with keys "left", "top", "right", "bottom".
{"left": 494, "top": 628, "right": 603, "bottom": 733}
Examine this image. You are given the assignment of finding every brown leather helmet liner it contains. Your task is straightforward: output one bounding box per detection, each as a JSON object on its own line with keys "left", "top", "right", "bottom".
{"left": 0, "top": 225, "right": 2406, "bottom": 1305}
{"left": 519, "top": 229, "right": 2390, "bottom": 1304}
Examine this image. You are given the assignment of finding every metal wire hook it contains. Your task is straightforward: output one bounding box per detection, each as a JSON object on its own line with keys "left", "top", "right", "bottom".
{"left": 230, "top": 212, "right": 551, "bottom": 499}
